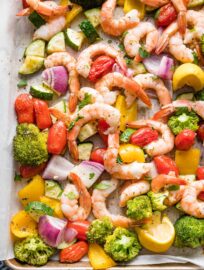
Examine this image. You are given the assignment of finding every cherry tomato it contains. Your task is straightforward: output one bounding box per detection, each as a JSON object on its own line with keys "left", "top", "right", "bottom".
{"left": 20, "top": 163, "right": 47, "bottom": 178}
{"left": 67, "top": 221, "right": 90, "bottom": 241}
{"left": 60, "top": 241, "right": 88, "bottom": 263}
{"left": 130, "top": 127, "right": 159, "bottom": 147}
{"left": 175, "top": 129, "right": 196, "bottom": 151}
{"left": 88, "top": 56, "right": 115, "bottom": 82}
{"left": 15, "top": 93, "right": 34, "bottom": 124}
{"left": 98, "top": 119, "right": 110, "bottom": 145}
{"left": 154, "top": 155, "right": 179, "bottom": 176}
{"left": 156, "top": 3, "right": 177, "bottom": 27}
{"left": 33, "top": 99, "right": 52, "bottom": 130}
{"left": 90, "top": 148, "right": 107, "bottom": 165}
{"left": 47, "top": 121, "right": 67, "bottom": 155}
{"left": 22, "top": 0, "right": 29, "bottom": 8}
{"left": 197, "top": 123, "right": 204, "bottom": 141}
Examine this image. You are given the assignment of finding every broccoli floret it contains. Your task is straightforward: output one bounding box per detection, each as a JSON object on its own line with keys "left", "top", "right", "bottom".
{"left": 126, "top": 195, "right": 152, "bottom": 221}
{"left": 87, "top": 217, "right": 114, "bottom": 245}
{"left": 148, "top": 191, "right": 169, "bottom": 211}
{"left": 13, "top": 123, "right": 48, "bottom": 166}
{"left": 70, "top": 0, "right": 105, "bottom": 9}
{"left": 14, "top": 236, "right": 55, "bottom": 266}
{"left": 104, "top": 227, "right": 141, "bottom": 262}
{"left": 168, "top": 107, "right": 199, "bottom": 135}
{"left": 174, "top": 216, "right": 204, "bottom": 248}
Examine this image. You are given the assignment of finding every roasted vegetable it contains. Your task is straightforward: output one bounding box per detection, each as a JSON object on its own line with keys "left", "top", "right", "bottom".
{"left": 87, "top": 217, "right": 114, "bottom": 245}
{"left": 14, "top": 236, "right": 55, "bottom": 266}
{"left": 104, "top": 227, "right": 141, "bottom": 262}
{"left": 126, "top": 195, "right": 152, "bottom": 221}
{"left": 13, "top": 124, "right": 48, "bottom": 166}
{"left": 148, "top": 191, "right": 169, "bottom": 211}
{"left": 70, "top": 0, "right": 105, "bottom": 10}
{"left": 174, "top": 216, "right": 204, "bottom": 248}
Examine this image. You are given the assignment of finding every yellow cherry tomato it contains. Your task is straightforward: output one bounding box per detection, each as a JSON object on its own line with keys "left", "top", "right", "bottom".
{"left": 119, "top": 144, "right": 145, "bottom": 163}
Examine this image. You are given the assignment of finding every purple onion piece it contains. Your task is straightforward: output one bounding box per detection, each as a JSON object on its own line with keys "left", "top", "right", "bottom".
{"left": 64, "top": 228, "right": 78, "bottom": 243}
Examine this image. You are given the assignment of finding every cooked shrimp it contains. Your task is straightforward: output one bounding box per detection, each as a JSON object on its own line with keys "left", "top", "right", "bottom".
{"left": 92, "top": 179, "right": 136, "bottom": 227}
{"left": 124, "top": 22, "right": 159, "bottom": 62}
{"left": 140, "top": 0, "right": 168, "bottom": 7}
{"left": 104, "top": 133, "right": 154, "bottom": 180}
{"left": 134, "top": 73, "right": 172, "bottom": 106}
{"left": 119, "top": 180, "right": 150, "bottom": 207}
{"left": 168, "top": 32, "right": 194, "bottom": 63}
{"left": 100, "top": 0, "right": 140, "bottom": 36}
{"left": 95, "top": 72, "right": 151, "bottom": 108}
{"left": 67, "top": 103, "right": 120, "bottom": 160}
{"left": 78, "top": 87, "right": 104, "bottom": 104}
{"left": 17, "top": 0, "right": 67, "bottom": 17}
{"left": 153, "top": 100, "right": 204, "bottom": 122}
{"left": 33, "top": 16, "right": 66, "bottom": 41}
{"left": 151, "top": 174, "right": 187, "bottom": 193}
{"left": 76, "top": 43, "right": 127, "bottom": 79}
{"left": 165, "top": 186, "right": 186, "bottom": 206}
{"left": 61, "top": 173, "right": 92, "bottom": 221}
{"left": 44, "top": 52, "right": 80, "bottom": 113}
{"left": 127, "top": 119, "right": 174, "bottom": 156}
{"left": 181, "top": 180, "right": 204, "bottom": 218}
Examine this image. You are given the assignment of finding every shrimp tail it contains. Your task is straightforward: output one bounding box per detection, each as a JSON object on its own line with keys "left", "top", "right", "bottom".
{"left": 131, "top": 82, "right": 152, "bottom": 108}
{"left": 49, "top": 108, "right": 71, "bottom": 125}
{"left": 155, "top": 34, "right": 169, "bottom": 55}
{"left": 68, "top": 139, "right": 79, "bottom": 161}
{"left": 151, "top": 175, "right": 187, "bottom": 193}
{"left": 16, "top": 7, "right": 32, "bottom": 16}
{"left": 69, "top": 94, "right": 78, "bottom": 113}
{"left": 178, "top": 11, "right": 187, "bottom": 35}
{"left": 152, "top": 106, "right": 173, "bottom": 122}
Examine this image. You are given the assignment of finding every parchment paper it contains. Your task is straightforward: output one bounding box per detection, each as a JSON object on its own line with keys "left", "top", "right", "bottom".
{"left": 0, "top": 0, "right": 204, "bottom": 267}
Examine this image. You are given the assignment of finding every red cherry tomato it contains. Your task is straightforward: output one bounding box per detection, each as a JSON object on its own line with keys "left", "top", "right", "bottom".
{"left": 130, "top": 127, "right": 159, "bottom": 147}
{"left": 60, "top": 241, "right": 88, "bottom": 263}
{"left": 20, "top": 163, "right": 47, "bottom": 178}
{"left": 90, "top": 148, "right": 107, "bottom": 165}
{"left": 88, "top": 56, "right": 115, "bottom": 82}
{"left": 15, "top": 93, "right": 34, "bottom": 124}
{"left": 22, "top": 0, "right": 29, "bottom": 8}
{"left": 156, "top": 3, "right": 177, "bottom": 27}
{"left": 197, "top": 123, "right": 204, "bottom": 141}
{"left": 98, "top": 119, "right": 110, "bottom": 145}
{"left": 175, "top": 129, "right": 196, "bottom": 150}
{"left": 154, "top": 155, "right": 179, "bottom": 176}
{"left": 67, "top": 221, "right": 90, "bottom": 241}
{"left": 33, "top": 99, "right": 52, "bottom": 130}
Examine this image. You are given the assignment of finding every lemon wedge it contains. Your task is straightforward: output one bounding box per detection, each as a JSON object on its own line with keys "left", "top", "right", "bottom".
{"left": 136, "top": 212, "right": 175, "bottom": 253}
{"left": 173, "top": 63, "right": 204, "bottom": 91}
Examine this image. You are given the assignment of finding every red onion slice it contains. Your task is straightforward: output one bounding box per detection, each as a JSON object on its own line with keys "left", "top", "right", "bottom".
{"left": 64, "top": 227, "right": 78, "bottom": 243}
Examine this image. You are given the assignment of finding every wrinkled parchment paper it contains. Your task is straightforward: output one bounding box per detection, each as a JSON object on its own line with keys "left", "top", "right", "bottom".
{"left": 0, "top": 0, "right": 204, "bottom": 267}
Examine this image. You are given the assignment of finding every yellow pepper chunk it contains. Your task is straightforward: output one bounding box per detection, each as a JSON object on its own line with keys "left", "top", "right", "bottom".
{"left": 175, "top": 148, "right": 201, "bottom": 175}
{"left": 10, "top": 210, "right": 37, "bottom": 238}
{"left": 18, "top": 175, "right": 45, "bottom": 206}
{"left": 119, "top": 144, "right": 145, "bottom": 163}
{"left": 60, "top": 0, "right": 83, "bottom": 26}
{"left": 117, "top": 0, "right": 125, "bottom": 6}
{"left": 115, "top": 95, "right": 137, "bottom": 131}
{"left": 40, "top": 196, "right": 64, "bottom": 219}
{"left": 124, "top": 0, "right": 145, "bottom": 19}
{"left": 88, "top": 243, "right": 116, "bottom": 269}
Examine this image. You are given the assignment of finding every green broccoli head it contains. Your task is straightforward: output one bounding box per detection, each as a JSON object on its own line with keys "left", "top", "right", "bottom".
{"left": 87, "top": 217, "right": 114, "bottom": 245}
{"left": 174, "top": 216, "right": 204, "bottom": 248}
{"left": 168, "top": 107, "right": 199, "bottom": 135}
{"left": 14, "top": 236, "right": 55, "bottom": 266}
{"left": 148, "top": 191, "right": 169, "bottom": 211}
{"left": 13, "top": 123, "right": 48, "bottom": 166}
{"left": 104, "top": 227, "right": 141, "bottom": 262}
{"left": 126, "top": 195, "right": 152, "bottom": 221}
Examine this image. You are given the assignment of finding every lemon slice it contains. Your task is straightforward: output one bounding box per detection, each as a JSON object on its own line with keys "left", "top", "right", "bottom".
{"left": 173, "top": 63, "right": 204, "bottom": 91}
{"left": 136, "top": 212, "right": 175, "bottom": 253}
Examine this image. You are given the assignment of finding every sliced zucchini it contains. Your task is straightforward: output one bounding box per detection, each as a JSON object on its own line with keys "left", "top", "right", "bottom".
{"left": 131, "top": 62, "right": 147, "bottom": 75}
{"left": 28, "top": 11, "right": 46, "bottom": 28}
{"left": 47, "top": 32, "right": 66, "bottom": 54}
{"left": 79, "top": 20, "right": 101, "bottom": 44}
{"left": 179, "top": 175, "right": 196, "bottom": 183}
{"left": 176, "top": 93, "right": 194, "bottom": 101}
{"left": 25, "top": 40, "right": 46, "bottom": 58}
{"left": 84, "top": 8, "right": 101, "bottom": 27}
{"left": 25, "top": 201, "right": 54, "bottom": 221}
{"left": 19, "top": 56, "right": 44, "bottom": 75}
{"left": 45, "top": 180, "right": 63, "bottom": 200}
{"left": 78, "top": 121, "right": 98, "bottom": 142}
{"left": 65, "top": 28, "right": 85, "bottom": 51}
{"left": 57, "top": 239, "right": 77, "bottom": 249}
{"left": 30, "top": 85, "right": 54, "bottom": 100}
{"left": 188, "top": 0, "right": 204, "bottom": 7}
{"left": 78, "top": 142, "right": 93, "bottom": 160}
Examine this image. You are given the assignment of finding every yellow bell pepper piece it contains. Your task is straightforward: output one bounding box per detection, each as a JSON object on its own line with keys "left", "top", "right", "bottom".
{"left": 124, "top": 0, "right": 145, "bottom": 19}
{"left": 60, "top": 0, "right": 83, "bottom": 26}
{"left": 175, "top": 148, "right": 201, "bottom": 175}
{"left": 115, "top": 95, "right": 137, "bottom": 131}
{"left": 117, "top": 0, "right": 125, "bottom": 6}
{"left": 88, "top": 243, "right": 116, "bottom": 269}
{"left": 18, "top": 175, "right": 45, "bottom": 206}
{"left": 40, "top": 196, "right": 64, "bottom": 219}
{"left": 10, "top": 210, "right": 37, "bottom": 238}
{"left": 119, "top": 144, "right": 145, "bottom": 163}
